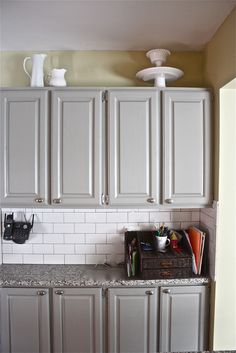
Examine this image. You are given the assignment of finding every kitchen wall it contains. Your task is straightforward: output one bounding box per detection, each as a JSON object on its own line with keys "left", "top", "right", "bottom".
{"left": 203, "top": 6, "right": 236, "bottom": 350}
{"left": 0, "top": 50, "right": 204, "bottom": 88}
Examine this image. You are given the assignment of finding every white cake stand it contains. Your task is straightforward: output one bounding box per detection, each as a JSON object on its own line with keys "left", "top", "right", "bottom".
{"left": 136, "top": 66, "right": 183, "bottom": 87}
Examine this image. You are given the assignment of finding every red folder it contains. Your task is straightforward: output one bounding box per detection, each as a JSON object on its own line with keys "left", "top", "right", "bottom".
{"left": 187, "top": 227, "right": 202, "bottom": 273}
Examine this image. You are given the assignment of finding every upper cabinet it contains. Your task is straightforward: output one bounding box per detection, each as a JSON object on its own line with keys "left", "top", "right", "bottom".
{"left": 51, "top": 90, "right": 103, "bottom": 206}
{"left": 0, "top": 90, "right": 49, "bottom": 206}
{"left": 0, "top": 87, "right": 212, "bottom": 208}
{"left": 162, "top": 90, "right": 212, "bottom": 206}
{"left": 108, "top": 89, "right": 160, "bottom": 206}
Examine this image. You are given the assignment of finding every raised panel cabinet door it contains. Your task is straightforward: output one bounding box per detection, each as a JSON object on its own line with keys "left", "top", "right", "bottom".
{"left": 51, "top": 90, "right": 103, "bottom": 206}
{"left": 108, "top": 89, "right": 160, "bottom": 206}
{"left": 1, "top": 288, "right": 50, "bottom": 353}
{"left": 159, "top": 285, "right": 209, "bottom": 352}
{"left": 52, "top": 287, "right": 103, "bottom": 353}
{"left": 108, "top": 287, "right": 158, "bottom": 353}
{"left": 0, "top": 90, "right": 49, "bottom": 206}
{"left": 162, "top": 90, "right": 212, "bottom": 206}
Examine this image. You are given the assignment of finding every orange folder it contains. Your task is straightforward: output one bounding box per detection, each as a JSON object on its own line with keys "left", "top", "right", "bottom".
{"left": 187, "top": 227, "right": 202, "bottom": 273}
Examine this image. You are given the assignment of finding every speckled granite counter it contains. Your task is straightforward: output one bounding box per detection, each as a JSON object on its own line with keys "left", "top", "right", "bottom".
{"left": 0, "top": 264, "right": 210, "bottom": 288}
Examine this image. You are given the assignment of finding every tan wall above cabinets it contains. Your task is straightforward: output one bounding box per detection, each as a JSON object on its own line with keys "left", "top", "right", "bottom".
{"left": 0, "top": 50, "right": 204, "bottom": 88}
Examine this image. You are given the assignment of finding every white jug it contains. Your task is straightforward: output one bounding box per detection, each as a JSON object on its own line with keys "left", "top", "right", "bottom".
{"left": 49, "top": 68, "right": 67, "bottom": 87}
{"left": 23, "top": 54, "right": 47, "bottom": 87}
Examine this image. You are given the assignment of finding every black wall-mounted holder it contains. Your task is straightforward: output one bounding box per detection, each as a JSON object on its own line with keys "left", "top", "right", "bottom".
{"left": 3, "top": 213, "right": 34, "bottom": 244}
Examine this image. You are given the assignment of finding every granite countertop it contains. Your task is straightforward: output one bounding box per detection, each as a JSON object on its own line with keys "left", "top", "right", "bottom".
{"left": 0, "top": 264, "right": 210, "bottom": 288}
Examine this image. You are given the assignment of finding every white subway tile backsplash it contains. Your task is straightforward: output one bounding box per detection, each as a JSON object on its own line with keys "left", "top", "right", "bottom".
{"left": 1, "top": 207, "right": 215, "bottom": 272}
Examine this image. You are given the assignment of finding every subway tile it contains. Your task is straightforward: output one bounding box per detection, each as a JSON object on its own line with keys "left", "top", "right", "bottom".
{"left": 75, "top": 244, "right": 96, "bottom": 254}
{"left": 96, "top": 223, "right": 117, "bottom": 234}
{"left": 26, "top": 212, "right": 43, "bottom": 223}
{"left": 54, "top": 244, "right": 75, "bottom": 254}
{"left": 96, "top": 244, "right": 123, "bottom": 254}
{"left": 64, "top": 212, "right": 85, "bottom": 223}
{"left": 65, "top": 254, "right": 86, "bottom": 264}
{"left": 33, "top": 244, "right": 54, "bottom": 254}
{"left": 53, "top": 208, "right": 73, "bottom": 213}
{"left": 149, "top": 211, "right": 171, "bottom": 223}
{"left": 23, "top": 254, "right": 44, "bottom": 264}
{"left": 64, "top": 234, "right": 85, "bottom": 244}
{"left": 43, "top": 234, "right": 64, "bottom": 244}
{"left": 2, "top": 243, "right": 13, "bottom": 253}
{"left": 75, "top": 223, "right": 96, "bottom": 233}
{"left": 191, "top": 211, "right": 200, "bottom": 222}
{"left": 86, "top": 233, "right": 107, "bottom": 243}
{"left": 171, "top": 211, "right": 192, "bottom": 222}
{"left": 12, "top": 244, "right": 33, "bottom": 254}
{"left": 96, "top": 208, "right": 117, "bottom": 212}
{"left": 128, "top": 212, "right": 150, "bottom": 223}
{"left": 43, "top": 212, "right": 64, "bottom": 223}
{"left": 27, "top": 233, "right": 43, "bottom": 243}
{"left": 107, "top": 212, "right": 128, "bottom": 223}
{"left": 106, "top": 234, "right": 124, "bottom": 244}
{"left": 3, "top": 254, "right": 23, "bottom": 264}
{"left": 33, "top": 223, "right": 53, "bottom": 234}
{"left": 54, "top": 223, "right": 74, "bottom": 234}
{"left": 44, "top": 255, "right": 65, "bottom": 264}
{"left": 76, "top": 209, "right": 95, "bottom": 213}
{"left": 85, "top": 255, "right": 106, "bottom": 264}
{"left": 107, "top": 254, "right": 124, "bottom": 265}
{"left": 85, "top": 213, "right": 106, "bottom": 223}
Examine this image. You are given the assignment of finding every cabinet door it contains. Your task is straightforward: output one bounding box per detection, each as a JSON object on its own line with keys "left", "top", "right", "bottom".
{"left": 0, "top": 90, "right": 49, "bottom": 206}
{"left": 108, "top": 89, "right": 160, "bottom": 206}
{"left": 159, "top": 285, "right": 209, "bottom": 352}
{"left": 162, "top": 90, "right": 212, "bottom": 206}
{"left": 52, "top": 287, "right": 102, "bottom": 353}
{"left": 1, "top": 288, "right": 50, "bottom": 353}
{"left": 52, "top": 90, "right": 103, "bottom": 206}
{"left": 108, "top": 287, "right": 157, "bottom": 353}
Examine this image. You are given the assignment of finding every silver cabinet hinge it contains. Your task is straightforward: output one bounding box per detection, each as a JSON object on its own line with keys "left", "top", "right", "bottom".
{"left": 102, "top": 90, "right": 108, "bottom": 102}
{"left": 105, "top": 195, "right": 109, "bottom": 205}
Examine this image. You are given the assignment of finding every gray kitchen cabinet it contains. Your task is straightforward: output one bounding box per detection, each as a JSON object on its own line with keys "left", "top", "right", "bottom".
{"left": 162, "top": 90, "right": 212, "bottom": 206}
{"left": 108, "top": 287, "right": 158, "bottom": 353}
{"left": 51, "top": 90, "right": 103, "bottom": 206}
{"left": 159, "top": 285, "right": 209, "bottom": 352}
{"left": 1, "top": 287, "right": 50, "bottom": 353}
{"left": 52, "top": 287, "right": 103, "bottom": 353}
{"left": 108, "top": 89, "right": 160, "bottom": 206}
{"left": 0, "top": 90, "right": 49, "bottom": 206}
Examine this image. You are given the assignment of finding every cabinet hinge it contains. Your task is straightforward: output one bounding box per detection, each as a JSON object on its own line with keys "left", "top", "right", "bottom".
{"left": 102, "top": 90, "right": 108, "bottom": 102}
{"left": 105, "top": 195, "right": 109, "bottom": 205}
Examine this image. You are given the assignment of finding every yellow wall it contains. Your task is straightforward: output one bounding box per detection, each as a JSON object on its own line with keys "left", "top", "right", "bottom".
{"left": 0, "top": 50, "right": 204, "bottom": 88}
{"left": 204, "top": 7, "right": 236, "bottom": 349}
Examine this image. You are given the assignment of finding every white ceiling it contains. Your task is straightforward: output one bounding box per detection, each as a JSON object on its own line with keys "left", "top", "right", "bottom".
{"left": 1, "top": 0, "right": 236, "bottom": 51}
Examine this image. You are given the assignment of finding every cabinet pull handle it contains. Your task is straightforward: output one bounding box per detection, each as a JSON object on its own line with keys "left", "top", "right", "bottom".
{"left": 101, "top": 194, "right": 105, "bottom": 205}
{"left": 145, "top": 290, "right": 154, "bottom": 295}
{"left": 53, "top": 198, "right": 62, "bottom": 204}
{"left": 165, "top": 198, "right": 174, "bottom": 204}
{"left": 147, "top": 198, "right": 155, "bottom": 204}
{"left": 37, "top": 290, "right": 46, "bottom": 296}
{"left": 55, "top": 290, "right": 64, "bottom": 295}
{"left": 35, "top": 198, "right": 44, "bottom": 203}
{"left": 160, "top": 261, "right": 173, "bottom": 267}
{"left": 163, "top": 289, "right": 171, "bottom": 294}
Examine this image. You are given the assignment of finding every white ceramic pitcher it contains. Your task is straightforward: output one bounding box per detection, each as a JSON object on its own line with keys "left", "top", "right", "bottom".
{"left": 49, "top": 68, "right": 67, "bottom": 87}
{"left": 23, "top": 53, "right": 47, "bottom": 87}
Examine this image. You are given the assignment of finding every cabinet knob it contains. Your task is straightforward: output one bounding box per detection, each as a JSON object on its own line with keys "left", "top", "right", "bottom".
{"left": 147, "top": 198, "right": 156, "bottom": 204}
{"left": 163, "top": 289, "right": 171, "bottom": 294}
{"left": 165, "top": 198, "right": 174, "bottom": 204}
{"left": 53, "top": 198, "right": 62, "bottom": 204}
{"left": 37, "top": 290, "right": 46, "bottom": 296}
{"left": 55, "top": 290, "right": 64, "bottom": 295}
{"left": 35, "top": 198, "right": 44, "bottom": 203}
{"left": 145, "top": 290, "right": 154, "bottom": 295}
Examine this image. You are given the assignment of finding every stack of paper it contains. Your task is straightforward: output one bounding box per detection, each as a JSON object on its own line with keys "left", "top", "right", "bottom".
{"left": 184, "top": 227, "right": 206, "bottom": 275}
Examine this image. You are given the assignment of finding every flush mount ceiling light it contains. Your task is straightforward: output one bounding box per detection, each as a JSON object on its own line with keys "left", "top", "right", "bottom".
{"left": 136, "top": 48, "right": 184, "bottom": 87}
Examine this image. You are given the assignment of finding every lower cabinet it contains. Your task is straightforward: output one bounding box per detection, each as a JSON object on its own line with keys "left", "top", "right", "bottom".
{"left": 1, "top": 288, "right": 51, "bottom": 353}
{"left": 52, "top": 287, "right": 102, "bottom": 353}
{"left": 159, "top": 285, "right": 209, "bottom": 352}
{"left": 108, "top": 287, "right": 158, "bottom": 353}
{"left": 0, "top": 285, "right": 209, "bottom": 353}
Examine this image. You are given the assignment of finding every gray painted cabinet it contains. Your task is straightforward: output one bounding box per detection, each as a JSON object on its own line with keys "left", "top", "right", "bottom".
{"left": 1, "top": 288, "right": 50, "bottom": 353}
{"left": 162, "top": 90, "right": 212, "bottom": 206}
{"left": 108, "top": 287, "right": 158, "bottom": 353}
{"left": 0, "top": 90, "right": 49, "bottom": 206}
{"left": 159, "top": 285, "right": 209, "bottom": 352}
{"left": 51, "top": 90, "right": 103, "bottom": 206}
{"left": 108, "top": 89, "right": 160, "bottom": 206}
{"left": 52, "top": 287, "right": 103, "bottom": 353}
